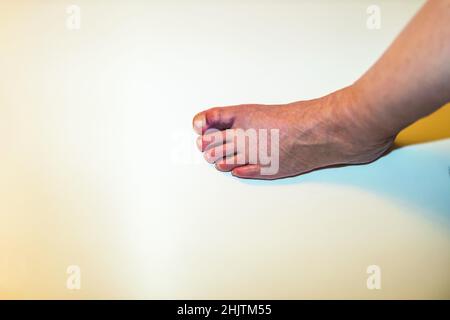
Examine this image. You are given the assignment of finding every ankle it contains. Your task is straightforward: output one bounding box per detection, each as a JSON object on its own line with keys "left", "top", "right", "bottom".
{"left": 331, "top": 85, "right": 398, "bottom": 146}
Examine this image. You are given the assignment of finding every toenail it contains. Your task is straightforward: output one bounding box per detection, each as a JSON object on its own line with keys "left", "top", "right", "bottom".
{"left": 194, "top": 118, "right": 204, "bottom": 130}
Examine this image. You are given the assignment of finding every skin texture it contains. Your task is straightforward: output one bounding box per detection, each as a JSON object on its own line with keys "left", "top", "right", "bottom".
{"left": 192, "top": 0, "right": 450, "bottom": 180}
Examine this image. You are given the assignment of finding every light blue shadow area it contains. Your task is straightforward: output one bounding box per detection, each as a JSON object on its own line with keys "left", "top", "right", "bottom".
{"left": 238, "top": 139, "right": 450, "bottom": 225}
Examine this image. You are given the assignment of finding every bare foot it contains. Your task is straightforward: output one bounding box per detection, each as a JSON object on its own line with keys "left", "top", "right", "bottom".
{"left": 192, "top": 86, "right": 395, "bottom": 180}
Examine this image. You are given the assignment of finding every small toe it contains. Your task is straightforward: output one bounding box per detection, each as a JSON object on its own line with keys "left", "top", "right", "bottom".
{"left": 215, "top": 154, "right": 247, "bottom": 172}
{"left": 197, "top": 129, "right": 236, "bottom": 152}
{"left": 204, "top": 143, "right": 236, "bottom": 164}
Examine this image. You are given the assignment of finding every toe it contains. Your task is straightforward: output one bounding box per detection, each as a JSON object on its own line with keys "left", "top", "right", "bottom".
{"left": 204, "top": 143, "right": 236, "bottom": 164}
{"left": 193, "top": 107, "right": 235, "bottom": 134}
{"left": 197, "top": 129, "right": 235, "bottom": 152}
{"left": 196, "top": 136, "right": 203, "bottom": 151}
{"left": 192, "top": 112, "right": 207, "bottom": 135}
{"left": 215, "top": 154, "right": 247, "bottom": 172}
{"left": 231, "top": 164, "right": 264, "bottom": 179}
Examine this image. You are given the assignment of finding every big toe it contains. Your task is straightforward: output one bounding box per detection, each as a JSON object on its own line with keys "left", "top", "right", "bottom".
{"left": 192, "top": 107, "right": 235, "bottom": 134}
{"left": 231, "top": 165, "right": 263, "bottom": 179}
{"left": 192, "top": 112, "right": 206, "bottom": 135}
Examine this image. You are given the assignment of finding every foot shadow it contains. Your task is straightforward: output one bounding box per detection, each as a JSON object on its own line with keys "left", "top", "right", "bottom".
{"left": 237, "top": 104, "right": 450, "bottom": 225}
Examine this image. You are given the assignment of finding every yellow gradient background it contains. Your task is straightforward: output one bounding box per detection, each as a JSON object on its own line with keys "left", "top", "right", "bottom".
{"left": 1, "top": 0, "right": 449, "bottom": 299}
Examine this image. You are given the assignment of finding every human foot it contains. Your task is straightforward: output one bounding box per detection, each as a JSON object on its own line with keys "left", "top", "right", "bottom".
{"left": 192, "top": 86, "right": 396, "bottom": 180}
